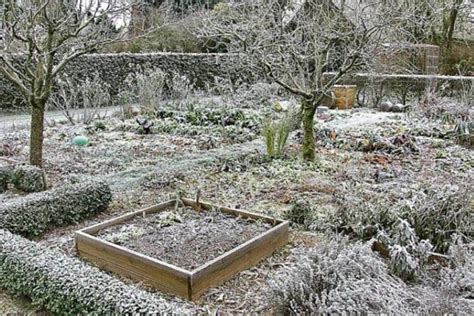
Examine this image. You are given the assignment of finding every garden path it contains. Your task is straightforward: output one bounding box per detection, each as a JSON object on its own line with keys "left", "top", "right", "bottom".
{"left": 0, "top": 106, "right": 120, "bottom": 131}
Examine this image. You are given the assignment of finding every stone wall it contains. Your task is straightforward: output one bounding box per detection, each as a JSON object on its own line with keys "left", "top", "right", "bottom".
{"left": 322, "top": 72, "right": 474, "bottom": 106}
{"left": 0, "top": 53, "right": 253, "bottom": 111}
{"left": 375, "top": 44, "right": 440, "bottom": 75}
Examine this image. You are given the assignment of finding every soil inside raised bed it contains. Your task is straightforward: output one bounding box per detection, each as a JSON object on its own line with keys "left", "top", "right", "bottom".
{"left": 96, "top": 205, "right": 273, "bottom": 270}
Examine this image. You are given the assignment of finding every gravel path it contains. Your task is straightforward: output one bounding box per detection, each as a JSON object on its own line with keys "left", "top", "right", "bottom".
{"left": 0, "top": 106, "right": 121, "bottom": 131}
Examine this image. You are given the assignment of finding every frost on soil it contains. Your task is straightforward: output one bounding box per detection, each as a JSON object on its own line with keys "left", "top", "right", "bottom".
{"left": 0, "top": 94, "right": 472, "bottom": 313}
{"left": 98, "top": 207, "right": 272, "bottom": 270}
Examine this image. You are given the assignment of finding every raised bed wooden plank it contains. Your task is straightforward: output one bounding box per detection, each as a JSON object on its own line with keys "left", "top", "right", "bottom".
{"left": 76, "top": 199, "right": 289, "bottom": 300}
{"left": 75, "top": 231, "right": 191, "bottom": 299}
{"left": 181, "top": 198, "right": 281, "bottom": 225}
{"left": 189, "top": 221, "right": 289, "bottom": 300}
{"left": 80, "top": 200, "right": 176, "bottom": 235}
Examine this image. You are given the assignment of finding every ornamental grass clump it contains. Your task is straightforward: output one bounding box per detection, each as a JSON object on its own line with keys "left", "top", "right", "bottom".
{"left": 262, "top": 118, "right": 290, "bottom": 158}
{"left": 0, "top": 180, "right": 112, "bottom": 237}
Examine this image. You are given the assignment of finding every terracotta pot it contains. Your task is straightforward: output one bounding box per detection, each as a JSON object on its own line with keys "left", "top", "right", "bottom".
{"left": 332, "top": 85, "right": 357, "bottom": 110}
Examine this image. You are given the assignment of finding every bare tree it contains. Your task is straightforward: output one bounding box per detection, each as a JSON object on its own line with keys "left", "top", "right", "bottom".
{"left": 0, "top": 0, "right": 142, "bottom": 167}
{"left": 434, "top": 0, "right": 470, "bottom": 50}
{"left": 189, "top": 0, "right": 401, "bottom": 160}
{"left": 373, "top": 0, "right": 472, "bottom": 48}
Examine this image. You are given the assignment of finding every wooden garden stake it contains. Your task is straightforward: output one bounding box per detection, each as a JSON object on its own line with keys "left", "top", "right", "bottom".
{"left": 195, "top": 189, "right": 202, "bottom": 212}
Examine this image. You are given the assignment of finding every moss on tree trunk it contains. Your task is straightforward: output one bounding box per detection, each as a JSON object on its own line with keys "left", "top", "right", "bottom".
{"left": 302, "top": 99, "right": 316, "bottom": 161}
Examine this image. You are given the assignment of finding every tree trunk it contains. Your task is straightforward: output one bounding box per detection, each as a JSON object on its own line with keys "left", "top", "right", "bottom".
{"left": 302, "top": 99, "right": 316, "bottom": 161}
{"left": 30, "top": 102, "right": 46, "bottom": 167}
{"left": 445, "top": 0, "right": 462, "bottom": 51}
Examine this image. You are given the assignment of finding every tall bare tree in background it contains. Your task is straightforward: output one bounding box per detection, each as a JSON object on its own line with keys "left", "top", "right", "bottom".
{"left": 375, "top": 0, "right": 471, "bottom": 49}
{"left": 0, "top": 0, "right": 141, "bottom": 167}
{"left": 190, "top": 0, "right": 404, "bottom": 160}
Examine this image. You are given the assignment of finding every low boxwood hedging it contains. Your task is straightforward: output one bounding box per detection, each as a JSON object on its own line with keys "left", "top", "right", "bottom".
{"left": 0, "top": 229, "right": 190, "bottom": 314}
{"left": 11, "top": 165, "right": 47, "bottom": 193}
{"left": 0, "top": 166, "right": 11, "bottom": 193}
{"left": 0, "top": 180, "right": 112, "bottom": 237}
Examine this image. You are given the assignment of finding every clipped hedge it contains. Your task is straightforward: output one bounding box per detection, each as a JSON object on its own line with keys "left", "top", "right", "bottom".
{"left": 0, "top": 230, "right": 190, "bottom": 314}
{"left": 11, "top": 165, "right": 46, "bottom": 193}
{"left": 0, "top": 166, "right": 12, "bottom": 193}
{"left": 0, "top": 180, "right": 112, "bottom": 237}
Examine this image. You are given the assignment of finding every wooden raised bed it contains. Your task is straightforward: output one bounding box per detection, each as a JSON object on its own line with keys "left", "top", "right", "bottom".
{"left": 75, "top": 198, "right": 289, "bottom": 300}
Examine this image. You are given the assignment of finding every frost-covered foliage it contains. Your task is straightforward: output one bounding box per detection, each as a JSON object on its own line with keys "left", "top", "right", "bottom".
{"left": 283, "top": 199, "right": 316, "bottom": 230}
{"left": 234, "top": 82, "right": 286, "bottom": 107}
{"left": 103, "top": 225, "right": 146, "bottom": 245}
{"left": 439, "top": 237, "right": 474, "bottom": 307}
{"left": 416, "top": 91, "right": 472, "bottom": 124}
{"left": 119, "top": 67, "right": 167, "bottom": 115}
{"left": 270, "top": 239, "right": 473, "bottom": 314}
{"left": 180, "top": 107, "right": 257, "bottom": 128}
{"left": 454, "top": 118, "right": 473, "bottom": 147}
{"left": 49, "top": 74, "right": 111, "bottom": 125}
{"left": 167, "top": 71, "right": 193, "bottom": 100}
{"left": 136, "top": 68, "right": 167, "bottom": 113}
{"left": 378, "top": 220, "right": 433, "bottom": 281}
{"left": 0, "top": 180, "right": 111, "bottom": 237}
{"left": 270, "top": 240, "right": 417, "bottom": 314}
{"left": 0, "top": 230, "right": 191, "bottom": 315}
{"left": 331, "top": 183, "right": 472, "bottom": 253}
{"left": 115, "top": 106, "right": 260, "bottom": 144}
{"left": 10, "top": 165, "right": 46, "bottom": 193}
{"left": 415, "top": 90, "right": 473, "bottom": 146}
{"left": 0, "top": 166, "right": 12, "bottom": 193}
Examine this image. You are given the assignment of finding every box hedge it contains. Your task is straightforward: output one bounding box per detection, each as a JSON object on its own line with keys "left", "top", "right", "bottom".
{"left": 0, "top": 180, "right": 112, "bottom": 237}
{"left": 0, "top": 166, "right": 12, "bottom": 193}
{"left": 0, "top": 229, "right": 191, "bottom": 314}
{"left": 10, "top": 165, "right": 47, "bottom": 193}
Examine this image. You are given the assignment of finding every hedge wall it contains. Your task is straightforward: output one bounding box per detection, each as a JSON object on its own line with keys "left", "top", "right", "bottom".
{"left": 0, "top": 180, "right": 112, "bottom": 237}
{"left": 0, "top": 52, "right": 253, "bottom": 110}
{"left": 0, "top": 229, "right": 191, "bottom": 314}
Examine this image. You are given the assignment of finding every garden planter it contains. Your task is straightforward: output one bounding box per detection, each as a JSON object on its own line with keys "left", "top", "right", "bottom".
{"left": 75, "top": 198, "right": 289, "bottom": 300}
{"left": 333, "top": 85, "right": 357, "bottom": 110}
